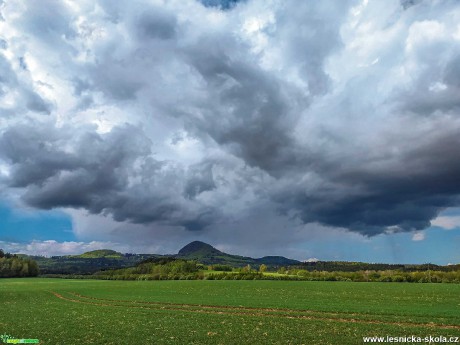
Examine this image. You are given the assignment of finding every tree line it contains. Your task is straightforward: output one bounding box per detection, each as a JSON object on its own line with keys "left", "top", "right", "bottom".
{"left": 296, "top": 261, "right": 460, "bottom": 272}
{"left": 276, "top": 267, "right": 460, "bottom": 283}
{"left": 0, "top": 249, "right": 39, "bottom": 278}
{"left": 42, "top": 258, "right": 460, "bottom": 283}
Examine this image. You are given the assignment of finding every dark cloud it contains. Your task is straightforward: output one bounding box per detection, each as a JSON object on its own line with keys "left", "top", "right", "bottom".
{"left": 24, "top": 90, "right": 52, "bottom": 114}
{"left": 398, "top": 50, "right": 460, "bottom": 116}
{"left": 0, "top": 54, "right": 51, "bottom": 114}
{"left": 136, "top": 10, "right": 177, "bottom": 40}
{"left": 272, "top": 123, "right": 460, "bottom": 236}
{"left": 15, "top": 0, "right": 76, "bottom": 46}
{"left": 444, "top": 55, "right": 460, "bottom": 88}
{"left": 0, "top": 122, "right": 220, "bottom": 231}
{"left": 184, "top": 38, "right": 301, "bottom": 175}
{"left": 92, "top": 66, "right": 144, "bottom": 101}
{"left": 272, "top": 1, "right": 352, "bottom": 96}
{"left": 1, "top": 0, "right": 460, "bottom": 242}
{"left": 401, "top": 0, "right": 422, "bottom": 10}
{"left": 0, "top": 54, "right": 16, "bottom": 85}
{"left": 200, "top": 0, "right": 244, "bottom": 10}
{"left": 184, "top": 161, "right": 216, "bottom": 199}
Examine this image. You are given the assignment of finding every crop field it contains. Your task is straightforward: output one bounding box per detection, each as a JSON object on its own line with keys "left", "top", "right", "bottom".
{"left": 1, "top": 279, "right": 459, "bottom": 344}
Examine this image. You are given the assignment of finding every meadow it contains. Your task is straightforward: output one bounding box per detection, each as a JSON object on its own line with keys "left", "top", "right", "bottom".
{"left": 0, "top": 278, "right": 459, "bottom": 344}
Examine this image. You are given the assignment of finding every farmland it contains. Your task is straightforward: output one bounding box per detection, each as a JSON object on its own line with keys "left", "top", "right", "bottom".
{"left": 1, "top": 279, "right": 459, "bottom": 344}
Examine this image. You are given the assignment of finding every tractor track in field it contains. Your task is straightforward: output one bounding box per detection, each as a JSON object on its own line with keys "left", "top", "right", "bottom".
{"left": 69, "top": 292, "right": 458, "bottom": 324}
{"left": 70, "top": 292, "right": 365, "bottom": 316}
{"left": 50, "top": 291, "right": 460, "bottom": 330}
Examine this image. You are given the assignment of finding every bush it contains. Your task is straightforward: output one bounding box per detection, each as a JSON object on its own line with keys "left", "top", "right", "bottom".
{"left": 212, "top": 264, "right": 233, "bottom": 272}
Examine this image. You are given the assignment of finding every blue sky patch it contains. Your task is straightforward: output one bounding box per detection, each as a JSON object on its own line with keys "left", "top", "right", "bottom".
{"left": 0, "top": 202, "right": 75, "bottom": 243}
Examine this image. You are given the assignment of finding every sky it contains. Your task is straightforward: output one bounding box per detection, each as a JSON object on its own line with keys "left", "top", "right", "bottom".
{"left": 0, "top": 0, "right": 460, "bottom": 264}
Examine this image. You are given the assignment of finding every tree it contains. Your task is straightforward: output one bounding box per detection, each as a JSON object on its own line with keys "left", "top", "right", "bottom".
{"left": 259, "top": 264, "right": 267, "bottom": 273}
{"left": 28, "top": 260, "right": 39, "bottom": 276}
{"left": 0, "top": 251, "right": 39, "bottom": 278}
{"left": 241, "top": 264, "right": 251, "bottom": 273}
{"left": 11, "top": 258, "right": 21, "bottom": 275}
{"left": 20, "top": 262, "right": 29, "bottom": 277}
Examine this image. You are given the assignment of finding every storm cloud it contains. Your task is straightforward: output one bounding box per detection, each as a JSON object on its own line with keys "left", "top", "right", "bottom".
{"left": 0, "top": 0, "right": 460, "bottom": 239}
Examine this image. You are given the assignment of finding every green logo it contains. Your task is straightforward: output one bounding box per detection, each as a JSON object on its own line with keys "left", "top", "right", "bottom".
{"left": 0, "top": 335, "right": 12, "bottom": 344}
{"left": 0, "top": 334, "right": 39, "bottom": 344}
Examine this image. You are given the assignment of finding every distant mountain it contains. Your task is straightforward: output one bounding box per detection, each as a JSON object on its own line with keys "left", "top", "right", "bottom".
{"left": 18, "top": 241, "right": 460, "bottom": 275}
{"left": 27, "top": 252, "right": 160, "bottom": 275}
{"left": 24, "top": 241, "right": 299, "bottom": 275}
{"left": 177, "top": 241, "right": 222, "bottom": 257}
{"left": 175, "top": 241, "right": 300, "bottom": 266}
{"left": 255, "top": 256, "right": 300, "bottom": 266}
{"left": 72, "top": 249, "right": 124, "bottom": 259}
{"left": 175, "top": 240, "right": 254, "bottom": 265}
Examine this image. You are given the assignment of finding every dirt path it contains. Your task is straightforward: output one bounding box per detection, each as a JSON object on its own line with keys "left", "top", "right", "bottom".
{"left": 49, "top": 291, "right": 460, "bottom": 330}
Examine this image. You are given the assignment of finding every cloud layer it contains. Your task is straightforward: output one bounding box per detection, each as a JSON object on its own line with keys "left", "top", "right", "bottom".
{"left": 1, "top": 0, "right": 460, "bottom": 242}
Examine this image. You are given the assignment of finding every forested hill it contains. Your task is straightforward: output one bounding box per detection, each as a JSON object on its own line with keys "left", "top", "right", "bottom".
{"left": 15, "top": 241, "right": 460, "bottom": 276}
{"left": 173, "top": 241, "right": 460, "bottom": 272}
{"left": 27, "top": 252, "right": 161, "bottom": 275}
{"left": 176, "top": 241, "right": 300, "bottom": 266}
{"left": 0, "top": 249, "right": 39, "bottom": 277}
{"left": 72, "top": 249, "right": 124, "bottom": 258}
{"left": 296, "top": 261, "right": 460, "bottom": 272}
{"left": 21, "top": 241, "right": 300, "bottom": 275}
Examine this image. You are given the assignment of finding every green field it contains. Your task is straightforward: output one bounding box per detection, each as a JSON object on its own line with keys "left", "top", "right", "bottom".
{"left": 1, "top": 279, "right": 459, "bottom": 344}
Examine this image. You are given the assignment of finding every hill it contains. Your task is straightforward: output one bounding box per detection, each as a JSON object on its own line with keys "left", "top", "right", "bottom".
{"left": 19, "top": 241, "right": 459, "bottom": 276}
{"left": 22, "top": 242, "right": 299, "bottom": 275}
{"left": 175, "top": 241, "right": 300, "bottom": 266}
{"left": 177, "top": 241, "right": 222, "bottom": 257}
{"left": 73, "top": 249, "right": 124, "bottom": 259}
{"left": 175, "top": 241, "right": 253, "bottom": 266}
{"left": 27, "top": 253, "right": 161, "bottom": 275}
{"left": 255, "top": 256, "right": 300, "bottom": 266}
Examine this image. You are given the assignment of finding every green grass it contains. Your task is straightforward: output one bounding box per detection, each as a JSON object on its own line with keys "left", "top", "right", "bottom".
{"left": 0, "top": 279, "right": 459, "bottom": 345}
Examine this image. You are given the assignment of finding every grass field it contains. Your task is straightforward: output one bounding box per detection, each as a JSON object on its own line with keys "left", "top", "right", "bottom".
{"left": 1, "top": 279, "right": 459, "bottom": 344}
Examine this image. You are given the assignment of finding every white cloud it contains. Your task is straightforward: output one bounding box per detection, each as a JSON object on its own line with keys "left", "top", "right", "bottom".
{"left": 0, "top": 240, "right": 133, "bottom": 256}
{"left": 1, "top": 236, "right": 180, "bottom": 256}
{"left": 411, "top": 231, "right": 425, "bottom": 241}
{"left": 304, "top": 257, "right": 319, "bottom": 263}
{"left": 431, "top": 216, "right": 460, "bottom": 230}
